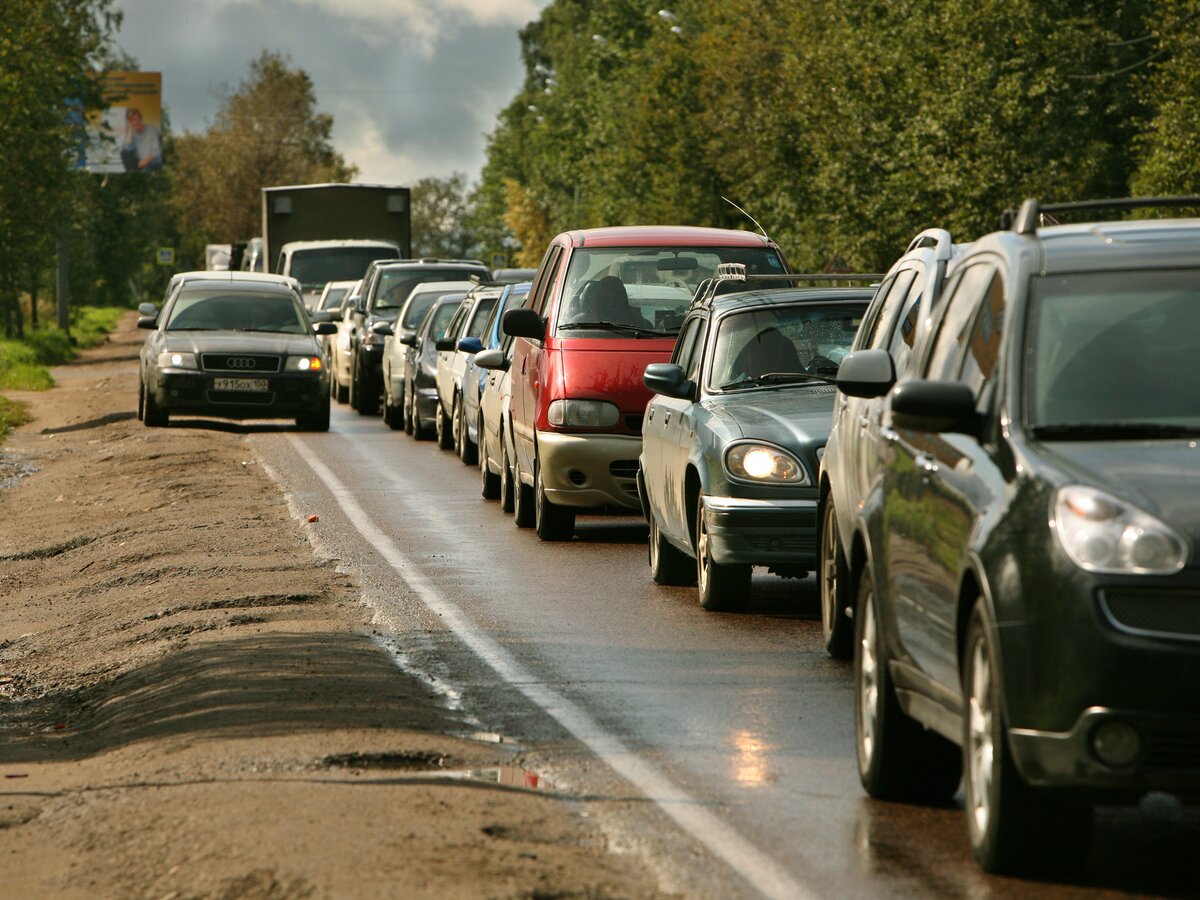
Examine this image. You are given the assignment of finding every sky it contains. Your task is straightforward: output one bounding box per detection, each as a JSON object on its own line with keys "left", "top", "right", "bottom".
{"left": 113, "top": 0, "right": 550, "bottom": 185}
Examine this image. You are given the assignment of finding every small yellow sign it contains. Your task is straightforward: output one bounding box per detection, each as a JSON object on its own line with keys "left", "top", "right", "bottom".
{"left": 157, "top": 248, "right": 175, "bottom": 266}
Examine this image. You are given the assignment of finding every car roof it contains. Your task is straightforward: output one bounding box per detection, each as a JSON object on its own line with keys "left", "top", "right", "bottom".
{"left": 376, "top": 258, "right": 488, "bottom": 270}
{"left": 175, "top": 279, "right": 299, "bottom": 296}
{"left": 708, "top": 286, "right": 875, "bottom": 315}
{"left": 408, "top": 280, "right": 479, "bottom": 296}
{"left": 280, "top": 239, "right": 401, "bottom": 251}
{"left": 170, "top": 270, "right": 301, "bottom": 288}
{"left": 563, "top": 225, "right": 778, "bottom": 249}
{"left": 322, "top": 280, "right": 359, "bottom": 290}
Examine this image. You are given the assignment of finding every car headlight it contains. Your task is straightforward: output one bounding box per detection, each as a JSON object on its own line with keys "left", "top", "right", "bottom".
{"left": 285, "top": 356, "right": 323, "bottom": 372}
{"left": 724, "top": 442, "right": 810, "bottom": 485}
{"left": 547, "top": 399, "right": 620, "bottom": 428}
{"left": 1053, "top": 485, "right": 1187, "bottom": 575}
{"left": 157, "top": 351, "right": 198, "bottom": 370}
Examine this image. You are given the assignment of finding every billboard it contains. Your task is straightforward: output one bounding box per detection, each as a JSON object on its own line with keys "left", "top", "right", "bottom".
{"left": 79, "top": 71, "right": 163, "bottom": 174}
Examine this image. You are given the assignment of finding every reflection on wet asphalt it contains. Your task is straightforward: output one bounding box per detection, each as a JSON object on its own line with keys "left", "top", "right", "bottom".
{"left": 252, "top": 403, "right": 1200, "bottom": 899}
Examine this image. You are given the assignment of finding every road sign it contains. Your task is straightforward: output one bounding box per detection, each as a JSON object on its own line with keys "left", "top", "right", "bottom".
{"left": 490, "top": 253, "right": 507, "bottom": 270}
{"left": 157, "top": 247, "right": 175, "bottom": 266}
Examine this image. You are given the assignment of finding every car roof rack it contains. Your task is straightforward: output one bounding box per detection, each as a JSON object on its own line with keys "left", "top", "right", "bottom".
{"left": 903, "top": 227, "right": 955, "bottom": 261}
{"left": 690, "top": 264, "right": 884, "bottom": 308}
{"left": 1002, "top": 196, "right": 1200, "bottom": 233}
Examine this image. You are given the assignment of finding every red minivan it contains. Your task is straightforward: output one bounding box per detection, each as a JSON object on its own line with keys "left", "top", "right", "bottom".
{"left": 501, "top": 225, "right": 790, "bottom": 541}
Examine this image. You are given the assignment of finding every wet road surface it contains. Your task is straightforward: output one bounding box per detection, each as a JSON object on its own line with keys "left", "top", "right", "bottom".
{"left": 247, "top": 404, "right": 1199, "bottom": 898}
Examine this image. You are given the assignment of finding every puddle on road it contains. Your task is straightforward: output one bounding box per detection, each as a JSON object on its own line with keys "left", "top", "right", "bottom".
{"left": 428, "top": 766, "right": 552, "bottom": 791}
{"left": 0, "top": 456, "right": 38, "bottom": 490}
{"left": 320, "top": 751, "right": 551, "bottom": 791}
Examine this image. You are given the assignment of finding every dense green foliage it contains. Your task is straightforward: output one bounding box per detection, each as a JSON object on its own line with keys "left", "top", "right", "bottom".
{"left": 476, "top": 0, "right": 1196, "bottom": 271}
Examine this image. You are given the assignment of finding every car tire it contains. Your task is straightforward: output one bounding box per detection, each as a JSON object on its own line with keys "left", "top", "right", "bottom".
{"left": 334, "top": 368, "right": 349, "bottom": 405}
{"left": 383, "top": 383, "right": 403, "bottom": 430}
{"left": 648, "top": 504, "right": 694, "bottom": 586}
{"left": 820, "top": 498, "right": 854, "bottom": 660}
{"left": 137, "top": 376, "right": 145, "bottom": 421}
{"left": 963, "top": 601, "right": 1092, "bottom": 875}
{"left": 458, "top": 400, "right": 478, "bottom": 465}
{"left": 855, "top": 567, "right": 962, "bottom": 803}
{"left": 534, "top": 457, "right": 575, "bottom": 541}
{"left": 410, "top": 390, "right": 432, "bottom": 440}
{"left": 695, "top": 497, "right": 749, "bottom": 611}
{"left": 142, "top": 380, "right": 168, "bottom": 428}
{"left": 297, "top": 395, "right": 331, "bottom": 432}
{"left": 403, "top": 382, "right": 415, "bottom": 435}
{"left": 480, "top": 415, "right": 500, "bottom": 500}
{"left": 436, "top": 401, "right": 454, "bottom": 449}
{"left": 499, "top": 435, "right": 515, "bottom": 513}
{"left": 355, "top": 359, "right": 377, "bottom": 417}
{"left": 512, "top": 455, "right": 534, "bottom": 528}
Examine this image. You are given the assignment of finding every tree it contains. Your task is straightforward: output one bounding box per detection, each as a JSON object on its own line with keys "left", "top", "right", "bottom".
{"left": 169, "top": 51, "right": 356, "bottom": 267}
{"left": 410, "top": 173, "right": 477, "bottom": 258}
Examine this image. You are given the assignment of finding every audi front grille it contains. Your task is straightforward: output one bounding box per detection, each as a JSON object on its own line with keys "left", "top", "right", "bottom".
{"left": 200, "top": 354, "right": 282, "bottom": 373}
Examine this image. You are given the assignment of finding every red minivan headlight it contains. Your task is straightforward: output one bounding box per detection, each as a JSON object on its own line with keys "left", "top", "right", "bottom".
{"left": 547, "top": 399, "right": 620, "bottom": 427}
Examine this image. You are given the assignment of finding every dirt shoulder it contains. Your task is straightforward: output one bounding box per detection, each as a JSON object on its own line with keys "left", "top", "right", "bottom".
{"left": 0, "top": 315, "right": 663, "bottom": 899}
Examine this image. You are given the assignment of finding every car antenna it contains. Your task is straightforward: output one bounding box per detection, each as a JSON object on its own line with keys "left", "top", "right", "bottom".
{"left": 722, "top": 196, "right": 770, "bottom": 241}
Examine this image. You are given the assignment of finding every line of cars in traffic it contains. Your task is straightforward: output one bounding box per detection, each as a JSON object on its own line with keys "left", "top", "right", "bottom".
{"left": 137, "top": 198, "right": 1200, "bottom": 880}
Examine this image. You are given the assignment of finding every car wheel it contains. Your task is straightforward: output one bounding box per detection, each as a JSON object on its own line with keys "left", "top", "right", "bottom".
{"left": 436, "top": 401, "right": 454, "bottom": 449}
{"left": 855, "top": 567, "right": 961, "bottom": 802}
{"left": 137, "top": 376, "right": 145, "bottom": 421}
{"left": 480, "top": 415, "right": 500, "bottom": 500}
{"left": 458, "top": 400, "right": 478, "bottom": 466}
{"left": 512, "top": 455, "right": 534, "bottom": 528}
{"left": 410, "top": 391, "right": 431, "bottom": 440}
{"left": 820, "top": 498, "right": 854, "bottom": 659}
{"left": 355, "top": 360, "right": 377, "bottom": 417}
{"left": 296, "top": 395, "right": 331, "bottom": 432}
{"left": 348, "top": 352, "right": 360, "bottom": 411}
{"left": 383, "top": 383, "right": 403, "bottom": 430}
{"left": 695, "top": 497, "right": 749, "bottom": 611}
{"left": 534, "top": 457, "right": 575, "bottom": 541}
{"left": 334, "top": 368, "right": 349, "bottom": 404}
{"left": 499, "top": 435, "right": 515, "bottom": 513}
{"left": 648, "top": 504, "right": 695, "bottom": 586}
{"left": 403, "top": 383, "right": 415, "bottom": 435}
{"left": 142, "top": 379, "right": 168, "bottom": 427}
{"left": 963, "top": 601, "right": 1092, "bottom": 875}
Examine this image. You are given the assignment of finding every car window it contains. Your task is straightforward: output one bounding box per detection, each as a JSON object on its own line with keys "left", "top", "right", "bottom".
{"left": 671, "top": 317, "right": 702, "bottom": 366}
{"left": 400, "top": 290, "right": 464, "bottom": 331}
{"left": 958, "top": 273, "right": 1005, "bottom": 397}
{"left": 466, "top": 298, "right": 498, "bottom": 339}
{"left": 531, "top": 246, "right": 564, "bottom": 317}
{"left": 426, "top": 302, "right": 461, "bottom": 341}
{"left": 923, "top": 265, "right": 996, "bottom": 381}
{"left": 166, "top": 290, "right": 306, "bottom": 334}
{"left": 682, "top": 318, "right": 708, "bottom": 385}
{"left": 864, "top": 270, "right": 916, "bottom": 350}
{"left": 375, "top": 269, "right": 484, "bottom": 311}
{"left": 499, "top": 287, "right": 536, "bottom": 355}
{"left": 885, "top": 270, "right": 926, "bottom": 376}
{"left": 445, "top": 303, "right": 469, "bottom": 342}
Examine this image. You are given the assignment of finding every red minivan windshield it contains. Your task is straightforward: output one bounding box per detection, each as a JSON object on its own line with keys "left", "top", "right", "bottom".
{"left": 555, "top": 245, "right": 786, "bottom": 337}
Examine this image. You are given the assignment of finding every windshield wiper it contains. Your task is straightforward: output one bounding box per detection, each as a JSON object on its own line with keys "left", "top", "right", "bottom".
{"left": 718, "top": 372, "right": 835, "bottom": 390}
{"left": 1031, "top": 422, "right": 1200, "bottom": 440}
{"left": 558, "top": 320, "right": 676, "bottom": 337}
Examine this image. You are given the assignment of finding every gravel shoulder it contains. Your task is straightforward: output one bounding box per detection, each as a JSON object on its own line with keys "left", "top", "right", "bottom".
{"left": 0, "top": 315, "right": 663, "bottom": 899}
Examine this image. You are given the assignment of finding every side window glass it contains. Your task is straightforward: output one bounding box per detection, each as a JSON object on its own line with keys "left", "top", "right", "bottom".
{"left": 446, "top": 305, "right": 467, "bottom": 341}
{"left": 866, "top": 270, "right": 917, "bottom": 350}
{"left": 532, "top": 246, "right": 563, "bottom": 317}
{"left": 671, "top": 318, "right": 700, "bottom": 366}
{"left": 682, "top": 319, "right": 707, "bottom": 385}
{"left": 854, "top": 276, "right": 894, "bottom": 350}
{"left": 885, "top": 270, "right": 926, "bottom": 375}
{"left": 923, "top": 265, "right": 994, "bottom": 381}
{"left": 959, "top": 274, "right": 1005, "bottom": 397}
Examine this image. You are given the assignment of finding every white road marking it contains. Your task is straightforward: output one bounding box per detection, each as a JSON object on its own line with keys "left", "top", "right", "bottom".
{"left": 287, "top": 434, "right": 814, "bottom": 900}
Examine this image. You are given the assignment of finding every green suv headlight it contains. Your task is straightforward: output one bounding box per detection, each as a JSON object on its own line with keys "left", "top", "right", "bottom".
{"left": 1053, "top": 485, "right": 1187, "bottom": 575}
{"left": 724, "top": 442, "right": 809, "bottom": 485}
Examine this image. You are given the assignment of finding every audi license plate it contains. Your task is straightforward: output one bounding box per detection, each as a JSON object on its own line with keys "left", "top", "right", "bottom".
{"left": 213, "top": 377, "right": 268, "bottom": 392}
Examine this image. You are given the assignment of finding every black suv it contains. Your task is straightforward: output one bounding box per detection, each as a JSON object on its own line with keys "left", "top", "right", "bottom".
{"left": 835, "top": 198, "right": 1200, "bottom": 876}
{"left": 819, "top": 228, "right": 971, "bottom": 657}
{"left": 347, "top": 258, "right": 489, "bottom": 414}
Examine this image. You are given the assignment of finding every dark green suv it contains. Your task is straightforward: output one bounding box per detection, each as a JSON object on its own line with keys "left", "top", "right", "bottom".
{"left": 835, "top": 198, "right": 1200, "bottom": 876}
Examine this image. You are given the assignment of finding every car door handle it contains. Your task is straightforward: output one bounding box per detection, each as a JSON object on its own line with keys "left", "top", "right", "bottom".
{"left": 521, "top": 357, "right": 528, "bottom": 375}
{"left": 664, "top": 411, "right": 672, "bottom": 426}
{"left": 647, "top": 408, "right": 654, "bottom": 422}
{"left": 858, "top": 416, "right": 869, "bottom": 428}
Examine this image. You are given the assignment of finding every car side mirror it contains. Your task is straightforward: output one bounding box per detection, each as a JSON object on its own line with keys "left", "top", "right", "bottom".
{"left": 137, "top": 316, "right": 158, "bottom": 329}
{"left": 502, "top": 307, "right": 546, "bottom": 340}
{"left": 643, "top": 363, "right": 694, "bottom": 400}
{"left": 310, "top": 310, "right": 333, "bottom": 324}
{"left": 474, "top": 349, "right": 509, "bottom": 371}
{"left": 312, "top": 322, "right": 338, "bottom": 336}
{"left": 889, "top": 380, "right": 978, "bottom": 434}
{"left": 399, "top": 334, "right": 417, "bottom": 347}
{"left": 457, "top": 336, "right": 484, "bottom": 354}
{"left": 138, "top": 302, "right": 158, "bottom": 316}
{"left": 370, "top": 321, "right": 394, "bottom": 336}
{"left": 836, "top": 349, "right": 895, "bottom": 399}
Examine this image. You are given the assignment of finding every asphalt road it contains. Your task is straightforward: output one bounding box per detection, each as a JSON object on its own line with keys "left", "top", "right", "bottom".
{"left": 249, "top": 402, "right": 1199, "bottom": 899}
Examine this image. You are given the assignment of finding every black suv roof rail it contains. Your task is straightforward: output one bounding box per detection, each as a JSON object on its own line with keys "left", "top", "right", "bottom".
{"left": 1002, "top": 196, "right": 1200, "bottom": 233}
{"left": 690, "top": 264, "right": 883, "bottom": 308}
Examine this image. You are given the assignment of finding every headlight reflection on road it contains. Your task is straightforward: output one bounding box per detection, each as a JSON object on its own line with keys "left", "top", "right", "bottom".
{"left": 732, "top": 729, "right": 770, "bottom": 787}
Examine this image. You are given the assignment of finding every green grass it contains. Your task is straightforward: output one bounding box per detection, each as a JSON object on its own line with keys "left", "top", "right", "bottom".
{"left": 0, "top": 395, "right": 31, "bottom": 439}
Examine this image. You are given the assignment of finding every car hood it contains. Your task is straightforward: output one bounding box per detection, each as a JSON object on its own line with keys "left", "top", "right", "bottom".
{"left": 708, "top": 385, "right": 841, "bottom": 446}
{"left": 558, "top": 340, "right": 674, "bottom": 412}
{"left": 1037, "top": 440, "right": 1200, "bottom": 539}
{"left": 163, "top": 331, "right": 321, "bottom": 356}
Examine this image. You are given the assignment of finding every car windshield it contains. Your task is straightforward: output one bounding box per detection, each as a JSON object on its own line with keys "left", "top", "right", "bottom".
{"left": 165, "top": 290, "right": 307, "bottom": 333}
{"left": 402, "top": 290, "right": 466, "bottom": 330}
{"left": 1027, "top": 270, "right": 1200, "bottom": 431}
{"left": 376, "top": 269, "right": 485, "bottom": 310}
{"left": 288, "top": 247, "right": 397, "bottom": 289}
{"left": 558, "top": 245, "right": 786, "bottom": 336}
{"left": 710, "top": 303, "right": 865, "bottom": 390}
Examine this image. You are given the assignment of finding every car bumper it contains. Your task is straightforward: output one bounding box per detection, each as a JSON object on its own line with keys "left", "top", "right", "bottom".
{"left": 1009, "top": 707, "right": 1200, "bottom": 797}
{"left": 701, "top": 496, "right": 818, "bottom": 566}
{"left": 152, "top": 369, "right": 326, "bottom": 419}
{"left": 536, "top": 431, "right": 642, "bottom": 510}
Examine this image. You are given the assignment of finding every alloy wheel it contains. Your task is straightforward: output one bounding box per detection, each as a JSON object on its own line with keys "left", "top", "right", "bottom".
{"left": 967, "top": 635, "right": 994, "bottom": 840}
{"left": 858, "top": 591, "right": 880, "bottom": 769}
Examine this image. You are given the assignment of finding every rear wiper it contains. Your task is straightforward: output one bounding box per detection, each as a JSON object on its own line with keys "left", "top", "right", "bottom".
{"left": 719, "top": 372, "right": 835, "bottom": 390}
{"left": 1031, "top": 422, "right": 1200, "bottom": 440}
{"left": 558, "top": 320, "right": 676, "bottom": 337}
